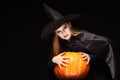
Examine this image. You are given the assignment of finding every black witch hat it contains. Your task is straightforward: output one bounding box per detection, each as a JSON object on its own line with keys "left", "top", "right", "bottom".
{"left": 40, "top": 3, "right": 81, "bottom": 41}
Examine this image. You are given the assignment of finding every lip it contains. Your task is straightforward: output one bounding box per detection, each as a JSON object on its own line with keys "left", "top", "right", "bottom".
{"left": 64, "top": 34, "right": 68, "bottom": 38}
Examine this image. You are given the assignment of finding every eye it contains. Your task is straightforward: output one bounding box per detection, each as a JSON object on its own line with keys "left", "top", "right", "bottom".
{"left": 56, "top": 31, "right": 61, "bottom": 34}
{"left": 63, "top": 25, "right": 67, "bottom": 30}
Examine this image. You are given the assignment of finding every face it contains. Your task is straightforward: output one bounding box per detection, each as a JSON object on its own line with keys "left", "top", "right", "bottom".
{"left": 55, "top": 22, "right": 72, "bottom": 40}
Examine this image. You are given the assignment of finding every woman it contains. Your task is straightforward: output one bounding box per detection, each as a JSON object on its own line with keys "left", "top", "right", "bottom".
{"left": 41, "top": 3, "right": 116, "bottom": 80}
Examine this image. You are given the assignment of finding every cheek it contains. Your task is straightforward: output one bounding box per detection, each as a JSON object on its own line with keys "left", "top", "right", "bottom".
{"left": 57, "top": 33, "right": 63, "bottom": 38}
{"left": 67, "top": 29, "right": 72, "bottom": 35}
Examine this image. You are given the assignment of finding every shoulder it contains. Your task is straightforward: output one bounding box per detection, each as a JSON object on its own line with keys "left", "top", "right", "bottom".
{"left": 76, "top": 31, "right": 112, "bottom": 43}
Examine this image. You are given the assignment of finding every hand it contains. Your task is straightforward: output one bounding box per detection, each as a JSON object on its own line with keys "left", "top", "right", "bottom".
{"left": 52, "top": 52, "right": 70, "bottom": 69}
{"left": 78, "top": 52, "right": 90, "bottom": 64}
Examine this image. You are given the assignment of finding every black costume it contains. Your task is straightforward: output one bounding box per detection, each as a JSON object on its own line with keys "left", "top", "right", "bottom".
{"left": 41, "top": 3, "right": 116, "bottom": 80}
{"left": 47, "top": 32, "right": 115, "bottom": 80}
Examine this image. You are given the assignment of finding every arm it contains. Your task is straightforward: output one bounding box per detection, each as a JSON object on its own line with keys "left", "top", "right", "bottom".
{"left": 81, "top": 32, "right": 111, "bottom": 61}
{"left": 47, "top": 58, "right": 56, "bottom": 69}
{"left": 87, "top": 40, "right": 110, "bottom": 61}
{"left": 86, "top": 38, "right": 116, "bottom": 80}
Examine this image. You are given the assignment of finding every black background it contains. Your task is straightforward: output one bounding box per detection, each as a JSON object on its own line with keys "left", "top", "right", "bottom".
{"left": 6, "top": 0, "right": 120, "bottom": 80}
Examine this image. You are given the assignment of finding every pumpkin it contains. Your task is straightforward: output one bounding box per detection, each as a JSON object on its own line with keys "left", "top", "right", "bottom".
{"left": 54, "top": 52, "right": 90, "bottom": 80}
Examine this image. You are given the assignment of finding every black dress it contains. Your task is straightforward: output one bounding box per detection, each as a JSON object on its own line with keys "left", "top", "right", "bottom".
{"left": 47, "top": 32, "right": 116, "bottom": 80}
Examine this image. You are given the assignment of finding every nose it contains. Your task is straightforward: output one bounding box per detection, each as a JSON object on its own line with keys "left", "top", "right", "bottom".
{"left": 61, "top": 31, "right": 66, "bottom": 36}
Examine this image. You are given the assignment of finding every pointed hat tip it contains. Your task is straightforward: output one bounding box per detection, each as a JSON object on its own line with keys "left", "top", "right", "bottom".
{"left": 43, "top": 3, "right": 46, "bottom": 7}
{"left": 42, "top": 3, "right": 63, "bottom": 20}
{"left": 43, "top": 3, "right": 49, "bottom": 8}
{"left": 42, "top": 3, "right": 51, "bottom": 12}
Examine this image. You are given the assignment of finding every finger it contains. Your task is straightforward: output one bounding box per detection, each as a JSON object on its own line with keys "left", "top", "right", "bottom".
{"left": 59, "top": 52, "right": 66, "bottom": 56}
{"left": 77, "top": 52, "right": 82, "bottom": 54}
{"left": 82, "top": 56, "right": 90, "bottom": 64}
{"left": 62, "top": 59, "right": 69, "bottom": 64}
{"left": 61, "top": 62, "right": 67, "bottom": 67}
{"left": 87, "top": 57, "right": 90, "bottom": 64}
{"left": 62, "top": 56, "right": 70, "bottom": 59}
{"left": 82, "top": 56, "right": 88, "bottom": 60}
{"left": 78, "top": 52, "right": 86, "bottom": 54}
{"left": 81, "top": 54, "right": 86, "bottom": 58}
{"left": 58, "top": 63, "right": 62, "bottom": 69}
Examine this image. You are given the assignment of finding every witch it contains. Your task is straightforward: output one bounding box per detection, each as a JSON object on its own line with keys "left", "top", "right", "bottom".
{"left": 41, "top": 3, "right": 116, "bottom": 80}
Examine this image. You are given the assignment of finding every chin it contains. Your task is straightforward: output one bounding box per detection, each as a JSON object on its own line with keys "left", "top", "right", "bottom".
{"left": 64, "top": 37, "right": 70, "bottom": 40}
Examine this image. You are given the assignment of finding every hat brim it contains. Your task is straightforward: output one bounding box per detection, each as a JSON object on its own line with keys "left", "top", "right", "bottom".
{"left": 41, "top": 14, "right": 81, "bottom": 41}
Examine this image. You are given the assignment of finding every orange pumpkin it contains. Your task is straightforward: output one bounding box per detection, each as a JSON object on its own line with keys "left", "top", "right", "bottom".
{"left": 54, "top": 52, "right": 90, "bottom": 80}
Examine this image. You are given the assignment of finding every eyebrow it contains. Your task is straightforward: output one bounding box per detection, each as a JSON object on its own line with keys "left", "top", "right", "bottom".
{"left": 55, "top": 23, "right": 68, "bottom": 32}
{"left": 56, "top": 30, "right": 61, "bottom": 33}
